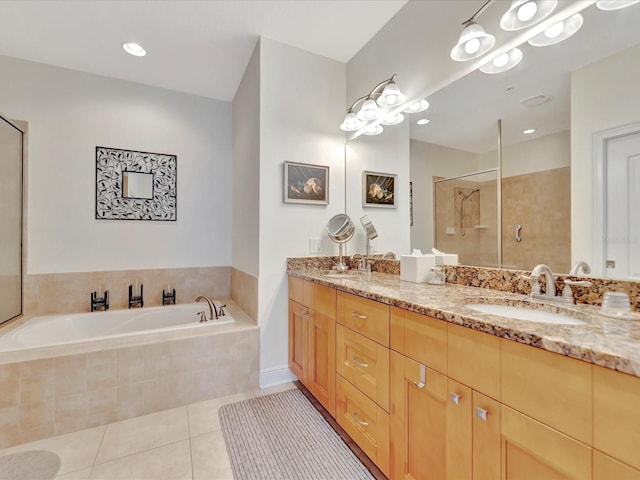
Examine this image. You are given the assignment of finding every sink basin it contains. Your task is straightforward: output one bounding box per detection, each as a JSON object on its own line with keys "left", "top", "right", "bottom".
{"left": 323, "top": 273, "right": 360, "bottom": 279}
{"left": 465, "top": 303, "right": 586, "bottom": 325}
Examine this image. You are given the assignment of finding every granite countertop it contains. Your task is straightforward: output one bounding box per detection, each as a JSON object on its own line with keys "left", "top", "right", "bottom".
{"left": 288, "top": 269, "right": 640, "bottom": 378}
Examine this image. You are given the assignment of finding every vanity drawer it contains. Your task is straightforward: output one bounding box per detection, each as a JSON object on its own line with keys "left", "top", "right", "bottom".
{"left": 337, "top": 291, "right": 389, "bottom": 346}
{"left": 337, "top": 375, "right": 390, "bottom": 477}
{"left": 501, "top": 339, "right": 592, "bottom": 444}
{"left": 390, "top": 307, "right": 447, "bottom": 374}
{"left": 593, "top": 365, "right": 640, "bottom": 470}
{"left": 447, "top": 324, "right": 500, "bottom": 400}
{"left": 336, "top": 324, "right": 389, "bottom": 411}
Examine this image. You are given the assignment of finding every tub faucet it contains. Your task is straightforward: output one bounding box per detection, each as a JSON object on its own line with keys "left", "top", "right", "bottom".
{"left": 196, "top": 295, "right": 219, "bottom": 320}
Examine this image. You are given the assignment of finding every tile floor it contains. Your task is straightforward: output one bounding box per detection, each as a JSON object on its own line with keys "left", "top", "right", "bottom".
{"left": 0, "top": 382, "right": 297, "bottom": 480}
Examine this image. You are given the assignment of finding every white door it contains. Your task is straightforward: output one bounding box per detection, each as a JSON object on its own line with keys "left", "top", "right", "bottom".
{"left": 605, "top": 131, "right": 640, "bottom": 279}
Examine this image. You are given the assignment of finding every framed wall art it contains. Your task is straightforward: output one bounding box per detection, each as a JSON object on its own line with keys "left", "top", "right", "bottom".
{"left": 284, "top": 161, "right": 329, "bottom": 205}
{"left": 363, "top": 171, "right": 397, "bottom": 208}
{"left": 96, "top": 146, "right": 177, "bottom": 221}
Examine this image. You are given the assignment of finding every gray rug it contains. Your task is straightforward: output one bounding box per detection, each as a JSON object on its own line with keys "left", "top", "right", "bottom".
{"left": 219, "top": 388, "right": 375, "bottom": 480}
{"left": 0, "top": 450, "right": 61, "bottom": 480}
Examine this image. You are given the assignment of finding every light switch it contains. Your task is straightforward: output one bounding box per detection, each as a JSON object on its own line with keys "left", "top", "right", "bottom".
{"left": 309, "top": 238, "right": 322, "bottom": 254}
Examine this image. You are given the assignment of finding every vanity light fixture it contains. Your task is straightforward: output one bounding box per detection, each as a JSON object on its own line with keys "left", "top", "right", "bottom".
{"left": 500, "top": 0, "right": 558, "bottom": 31}
{"left": 480, "top": 47, "right": 523, "bottom": 74}
{"left": 340, "top": 74, "right": 406, "bottom": 132}
{"left": 122, "top": 42, "right": 146, "bottom": 57}
{"left": 450, "top": 0, "right": 496, "bottom": 61}
{"left": 528, "top": 13, "right": 583, "bottom": 47}
{"left": 596, "top": 0, "right": 639, "bottom": 10}
{"left": 523, "top": 128, "right": 536, "bottom": 134}
{"left": 417, "top": 118, "right": 430, "bottom": 125}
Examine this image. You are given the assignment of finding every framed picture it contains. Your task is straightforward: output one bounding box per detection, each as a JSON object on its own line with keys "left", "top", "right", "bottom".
{"left": 284, "top": 161, "right": 329, "bottom": 205}
{"left": 363, "top": 171, "right": 397, "bottom": 208}
{"left": 96, "top": 146, "right": 177, "bottom": 221}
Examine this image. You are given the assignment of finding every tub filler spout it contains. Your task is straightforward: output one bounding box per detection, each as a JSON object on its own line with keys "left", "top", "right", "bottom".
{"left": 196, "top": 295, "right": 219, "bottom": 321}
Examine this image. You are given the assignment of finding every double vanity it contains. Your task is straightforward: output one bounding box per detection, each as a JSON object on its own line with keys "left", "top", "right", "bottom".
{"left": 287, "top": 264, "right": 640, "bottom": 480}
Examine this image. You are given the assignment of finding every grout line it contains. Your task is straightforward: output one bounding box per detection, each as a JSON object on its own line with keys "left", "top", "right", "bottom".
{"left": 186, "top": 402, "right": 195, "bottom": 480}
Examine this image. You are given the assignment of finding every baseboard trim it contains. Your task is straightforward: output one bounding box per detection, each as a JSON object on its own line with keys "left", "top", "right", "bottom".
{"left": 259, "top": 366, "right": 298, "bottom": 388}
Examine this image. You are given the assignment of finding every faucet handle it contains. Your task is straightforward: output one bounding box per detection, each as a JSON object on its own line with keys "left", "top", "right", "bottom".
{"left": 564, "top": 279, "right": 593, "bottom": 287}
{"left": 197, "top": 311, "right": 207, "bottom": 322}
{"left": 218, "top": 304, "right": 227, "bottom": 316}
{"left": 520, "top": 274, "right": 541, "bottom": 295}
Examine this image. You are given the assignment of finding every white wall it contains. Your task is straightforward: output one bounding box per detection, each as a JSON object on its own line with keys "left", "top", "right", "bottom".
{"left": 258, "top": 38, "right": 346, "bottom": 380}
{"left": 232, "top": 42, "right": 261, "bottom": 278}
{"left": 571, "top": 43, "right": 640, "bottom": 265}
{"left": 0, "top": 55, "right": 232, "bottom": 274}
{"left": 409, "top": 139, "right": 478, "bottom": 253}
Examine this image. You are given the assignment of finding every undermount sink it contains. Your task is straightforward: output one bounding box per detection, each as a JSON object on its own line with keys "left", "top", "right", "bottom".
{"left": 465, "top": 303, "right": 586, "bottom": 325}
{"left": 322, "top": 273, "right": 360, "bottom": 279}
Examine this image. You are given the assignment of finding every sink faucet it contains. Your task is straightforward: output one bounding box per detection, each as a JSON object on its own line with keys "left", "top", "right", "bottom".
{"left": 569, "top": 261, "right": 591, "bottom": 276}
{"left": 530, "top": 264, "right": 556, "bottom": 297}
{"left": 196, "top": 295, "right": 219, "bottom": 320}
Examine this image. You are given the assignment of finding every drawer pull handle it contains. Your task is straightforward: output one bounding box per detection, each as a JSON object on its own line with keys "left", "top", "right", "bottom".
{"left": 476, "top": 407, "right": 488, "bottom": 422}
{"left": 449, "top": 392, "right": 461, "bottom": 405}
{"left": 351, "top": 312, "right": 367, "bottom": 320}
{"left": 352, "top": 412, "right": 369, "bottom": 427}
{"left": 352, "top": 357, "right": 369, "bottom": 368}
{"left": 414, "top": 364, "right": 426, "bottom": 389}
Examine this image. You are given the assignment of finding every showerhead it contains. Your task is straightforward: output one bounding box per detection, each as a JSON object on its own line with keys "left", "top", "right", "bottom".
{"left": 459, "top": 189, "right": 480, "bottom": 200}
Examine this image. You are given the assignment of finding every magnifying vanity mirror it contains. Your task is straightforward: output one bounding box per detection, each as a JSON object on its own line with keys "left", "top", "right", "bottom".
{"left": 327, "top": 213, "right": 355, "bottom": 272}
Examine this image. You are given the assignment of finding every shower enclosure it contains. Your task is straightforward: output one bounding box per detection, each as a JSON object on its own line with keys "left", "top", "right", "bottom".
{"left": 434, "top": 169, "right": 499, "bottom": 267}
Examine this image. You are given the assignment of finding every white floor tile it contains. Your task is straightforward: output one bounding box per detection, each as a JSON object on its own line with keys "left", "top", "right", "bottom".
{"left": 95, "top": 407, "right": 189, "bottom": 465}
{"left": 89, "top": 440, "right": 192, "bottom": 480}
{"left": 0, "top": 426, "right": 105, "bottom": 475}
{"left": 253, "top": 381, "right": 296, "bottom": 397}
{"left": 56, "top": 467, "right": 92, "bottom": 480}
{"left": 191, "top": 431, "right": 234, "bottom": 480}
{"left": 187, "top": 391, "right": 254, "bottom": 438}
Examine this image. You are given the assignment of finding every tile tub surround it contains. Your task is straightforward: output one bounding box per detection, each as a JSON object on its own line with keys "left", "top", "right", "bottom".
{"left": 0, "top": 305, "right": 259, "bottom": 449}
{"left": 22, "top": 266, "right": 231, "bottom": 317}
{"left": 288, "top": 269, "right": 640, "bottom": 378}
{"left": 231, "top": 267, "right": 257, "bottom": 322}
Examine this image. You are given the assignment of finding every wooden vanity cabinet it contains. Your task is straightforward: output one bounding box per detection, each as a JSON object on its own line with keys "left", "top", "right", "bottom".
{"left": 288, "top": 277, "right": 336, "bottom": 417}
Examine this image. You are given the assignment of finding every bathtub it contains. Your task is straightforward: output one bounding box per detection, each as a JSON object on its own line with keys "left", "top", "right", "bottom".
{"left": 0, "top": 301, "right": 258, "bottom": 449}
{"left": 0, "top": 302, "right": 234, "bottom": 352}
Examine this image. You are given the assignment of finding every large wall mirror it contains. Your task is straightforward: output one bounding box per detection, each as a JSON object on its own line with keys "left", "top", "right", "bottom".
{"left": 346, "top": 1, "right": 640, "bottom": 280}
{"left": 0, "top": 115, "right": 23, "bottom": 324}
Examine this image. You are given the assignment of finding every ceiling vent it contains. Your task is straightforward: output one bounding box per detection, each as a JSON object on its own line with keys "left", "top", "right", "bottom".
{"left": 521, "top": 94, "right": 553, "bottom": 107}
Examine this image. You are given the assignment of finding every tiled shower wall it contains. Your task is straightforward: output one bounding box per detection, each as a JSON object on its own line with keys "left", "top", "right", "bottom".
{"left": 0, "top": 327, "right": 259, "bottom": 449}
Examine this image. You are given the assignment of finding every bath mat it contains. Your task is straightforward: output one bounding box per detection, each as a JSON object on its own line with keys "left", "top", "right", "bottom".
{"left": 219, "top": 388, "right": 375, "bottom": 480}
{"left": 0, "top": 450, "right": 61, "bottom": 480}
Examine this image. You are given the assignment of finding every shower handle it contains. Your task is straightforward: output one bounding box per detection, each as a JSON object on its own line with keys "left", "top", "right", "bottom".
{"left": 515, "top": 224, "right": 522, "bottom": 242}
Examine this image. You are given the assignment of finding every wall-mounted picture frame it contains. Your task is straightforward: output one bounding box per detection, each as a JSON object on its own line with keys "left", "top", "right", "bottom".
{"left": 363, "top": 171, "right": 397, "bottom": 208}
{"left": 284, "top": 161, "right": 329, "bottom": 205}
{"left": 96, "top": 146, "right": 177, "bottom": 221}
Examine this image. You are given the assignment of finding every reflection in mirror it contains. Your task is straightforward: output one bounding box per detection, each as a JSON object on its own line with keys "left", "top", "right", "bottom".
{"left": 0, "top": 115, "right": 23, "bottom": 324}
{"left": 409, "top": 2, "right": 640, "bottom": 278}
{"left": 434, "top": 169, "right": 498, "bottom": 268}
{"left": 122, "top": 171, "right": 153, "bottom": 199}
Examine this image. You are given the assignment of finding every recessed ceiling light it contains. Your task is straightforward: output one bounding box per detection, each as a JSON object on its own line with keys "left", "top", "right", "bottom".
{"left": 123, "top": 42, "right": 146, "bottom": 57}
{"left": 417, "top": 119, "right": 430, "bottom": 125}
{"left": 523, "top": 128, "right": 536, "bottom": 134}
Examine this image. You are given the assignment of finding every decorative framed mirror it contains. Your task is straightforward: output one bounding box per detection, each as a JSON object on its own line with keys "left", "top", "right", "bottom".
{"left": 95, "top": 146, "right": 177, "bottom": 221}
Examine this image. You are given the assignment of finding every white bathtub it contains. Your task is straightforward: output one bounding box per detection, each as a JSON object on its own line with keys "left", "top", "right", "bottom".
{"left": 0, "top": 303, "right": 234, "bottom": 352}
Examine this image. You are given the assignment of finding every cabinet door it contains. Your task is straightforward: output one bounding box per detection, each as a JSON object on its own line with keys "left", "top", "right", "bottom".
{"left": 288, "top": 299, "right": 307, "bottom": 382}
{"left": 445, "top": 379, "right": 472, "bottom": 480}
{"left": 593, "top": 450, "right": 640, "bottom": 480}
{"left": 501, "top": 406, "right": 591, "bottom": 480}
{"left": 390, "top": 351, "right": 447, "bottom": 480}
{"left": 472, "top": 391, "right": 500, "bottom": 480}
{"left": 307, "top": 310, "right": 336, "bottom": 417}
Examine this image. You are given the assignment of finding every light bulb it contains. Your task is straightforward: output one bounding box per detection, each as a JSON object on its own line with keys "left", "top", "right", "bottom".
{"left": 493, "top": 53, "right": 509, "bottom": 67}
{"left": 517, "top": 1, "right": 538, "bottom": 21}
{"left": 386, "top": 94, "right": 397, "bottom": 104}
{"left": 464, "top": 38, "right": 481, "bottom": 54}
{"left": 545, "top": 21, "right": 564, "bottom": 38}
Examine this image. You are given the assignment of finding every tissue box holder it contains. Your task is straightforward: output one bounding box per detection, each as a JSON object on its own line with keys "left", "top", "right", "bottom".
{"left": 401, "top": 254, "right": 435, "bottom": 283}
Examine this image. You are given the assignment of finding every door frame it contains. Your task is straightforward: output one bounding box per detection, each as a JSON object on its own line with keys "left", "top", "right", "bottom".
{"left": 592, "top": 120, "right": 640, "bottom": 276}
